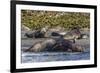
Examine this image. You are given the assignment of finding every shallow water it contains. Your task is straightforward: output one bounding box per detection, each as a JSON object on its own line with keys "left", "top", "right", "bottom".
{"left": 21, "top": 50, "right": 90, "bottom": 63}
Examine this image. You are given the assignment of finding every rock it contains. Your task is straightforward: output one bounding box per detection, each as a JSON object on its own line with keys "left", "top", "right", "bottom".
{"left": 59, "top": 32, "right": 66, "bottom": 35}
{"left": 81, "top": 34, "right": 89, "bottom": 39}
{"left": 63, "top": 35, "right": 74, "bottom": 40}
{"left": 21, "top": 25, "right": 31, "bottom": 31}
{"left": 41, "top": 26, "right": 49, "bottom": 32}
{"left": 44, "top": 31, "right": 51, "bottom": 38}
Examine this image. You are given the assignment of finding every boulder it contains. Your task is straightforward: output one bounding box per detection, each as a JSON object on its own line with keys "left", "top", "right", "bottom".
{"left": 21, "top": 25, "right": 30, "bottom": 31}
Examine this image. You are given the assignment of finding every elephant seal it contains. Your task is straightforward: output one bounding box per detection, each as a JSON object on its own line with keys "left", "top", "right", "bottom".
{"left": 64, "top": 27, "right": 81, "bottom": 40}
{"left": 34, "top": 30, "right": 45, "bottom": 38}
{"left": 25, "top": 31, "right": 34, "bottom": 38}
{"left": 25, "top": 26, "right": 48, "bottom": 38}
{"left": 25, "top": 39, "right": 56, "bottom": 52}
{"left": 52, "top": 37, "right": 84, "bottom": 52}
{"left": 25, "top": 30, "right": 46, "bottom": 38}
{"left": 25, "top": 36, "right": 84, "bottom": 52}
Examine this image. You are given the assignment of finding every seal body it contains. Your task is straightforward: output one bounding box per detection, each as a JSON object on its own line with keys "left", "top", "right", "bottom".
{"left": 26, "top": 39, "right": 56, "bottom": 52}
{"left": 26, "top": 38, "right": 84, "bottom": 52}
